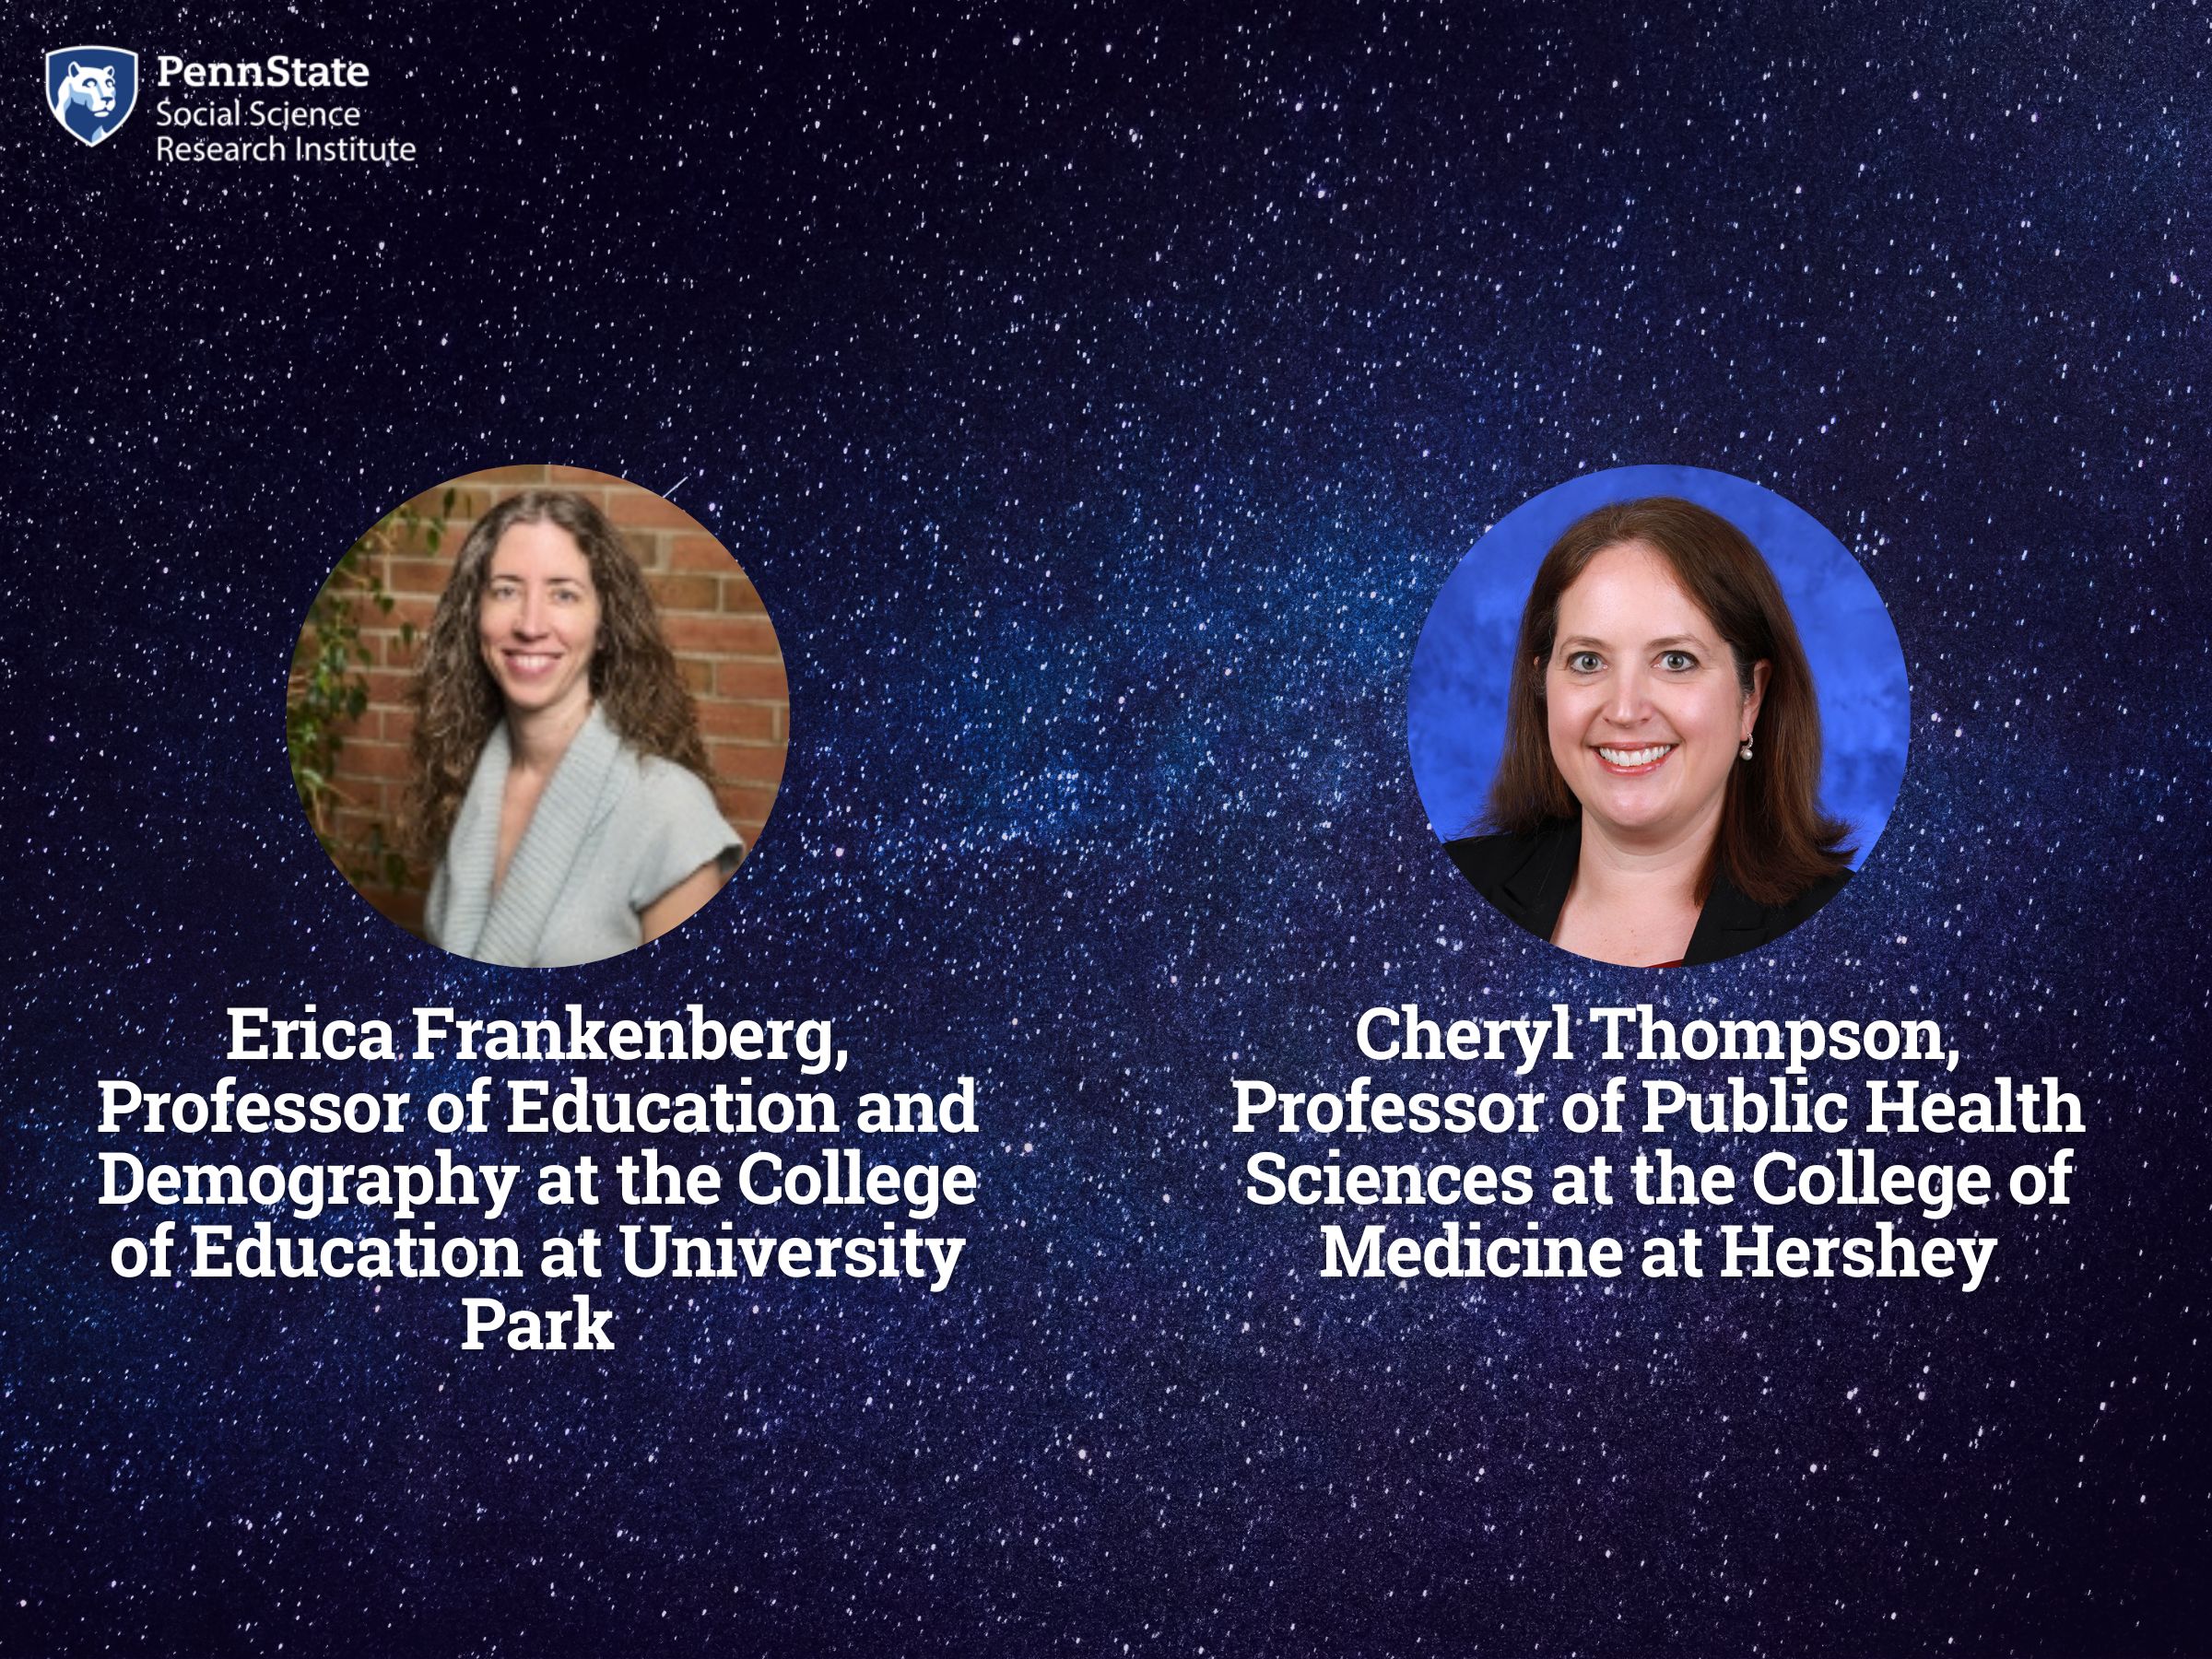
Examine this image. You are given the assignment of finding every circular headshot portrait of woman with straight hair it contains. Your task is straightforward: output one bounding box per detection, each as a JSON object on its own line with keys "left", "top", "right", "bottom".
{"left": 288, "top": 465, "right": 789, "bottom": 968}
{"left": 1407, "top": 466, "right": 1908, "bottom": 969}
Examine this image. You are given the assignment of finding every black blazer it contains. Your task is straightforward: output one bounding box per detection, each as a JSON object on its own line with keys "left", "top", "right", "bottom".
{"left": 1443, "top": 818, "right": 1850, "bottom": 967}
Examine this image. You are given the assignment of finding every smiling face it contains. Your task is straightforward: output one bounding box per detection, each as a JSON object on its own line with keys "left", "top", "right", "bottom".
{"left": 476, "top": 519, "right": 602, "bottom": 722}
{"left": 1544, "top": 540, "right": 1767, "bottom": 855}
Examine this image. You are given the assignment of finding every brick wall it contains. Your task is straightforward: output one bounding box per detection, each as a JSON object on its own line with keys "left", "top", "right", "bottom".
{"left": 293, "top": 465, "right": 788, "bottom": 938}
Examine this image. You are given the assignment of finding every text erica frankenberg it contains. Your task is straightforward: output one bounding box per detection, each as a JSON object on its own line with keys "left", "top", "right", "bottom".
{"left": 91, "top": 1006, "right": 979, "bottom": 1354}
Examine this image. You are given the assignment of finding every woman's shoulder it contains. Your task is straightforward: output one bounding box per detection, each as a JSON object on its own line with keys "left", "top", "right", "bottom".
{"left": 1441, "top": 820, "right": 1579, "bottom": 940}
{"left": 627, "top": 748, "right": 722, "bottom": 814}
{"left": 1777, "top": 863, "right": 1851, "bottom": 923}
{"left": 600, "top": 747, "right": 743, "bottom": 906}
{"left": 1441, "top": 821, "right": 1575, "bottom": 891}
{"left": 1686, "top": 862, "right": 1852, "bottom": 965}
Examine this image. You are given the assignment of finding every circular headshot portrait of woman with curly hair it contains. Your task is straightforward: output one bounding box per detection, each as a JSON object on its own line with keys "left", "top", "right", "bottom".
{"left": 1406, "top": 466, "right": 1909, "bottom": 970}
{"left": 288, "top": 465, "right": 788, "bottom": 968}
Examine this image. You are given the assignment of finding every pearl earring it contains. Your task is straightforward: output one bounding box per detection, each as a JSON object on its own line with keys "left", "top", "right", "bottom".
{"left": 1737, "top": 736, "right": 1755, "bottom": 761}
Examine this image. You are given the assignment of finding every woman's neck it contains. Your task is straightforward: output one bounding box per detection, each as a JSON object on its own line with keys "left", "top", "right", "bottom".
{"left": 1571, "top": 810, "right": 1718, "bottom": 909}
{"left": 507, "top": 693, "right": 594, "bottom": 778}
{"left": 1552, "top": 805, "right": 1727, "bottom": 966}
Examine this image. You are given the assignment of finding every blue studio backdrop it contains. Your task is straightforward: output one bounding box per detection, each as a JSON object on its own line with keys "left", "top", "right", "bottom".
{"left": 1407, "top": 465, "right": 1909, "bottom": 863}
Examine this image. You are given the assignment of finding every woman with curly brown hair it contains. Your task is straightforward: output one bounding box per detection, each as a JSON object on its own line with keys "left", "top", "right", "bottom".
{"left": 406, "top": 489, "right": 739, "bottom": 967}
{"left": 1445, "top": 497, "right": 1853, "bottom": 968}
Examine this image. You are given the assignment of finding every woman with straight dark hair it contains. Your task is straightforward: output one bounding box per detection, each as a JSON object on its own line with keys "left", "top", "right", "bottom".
{"left": 405, "top": 489, "right": 740, "bottom": 967}
{"left": 1445, "top": 497, "right": 1852, "bottom": 967}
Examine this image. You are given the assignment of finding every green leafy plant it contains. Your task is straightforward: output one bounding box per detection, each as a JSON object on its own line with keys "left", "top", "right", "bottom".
{"left": 286, "top": 489, "right": 453, "bottom": 887}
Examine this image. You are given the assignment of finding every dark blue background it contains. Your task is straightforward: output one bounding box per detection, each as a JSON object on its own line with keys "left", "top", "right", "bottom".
{"left": 4, "top": 6, "right": 2205, "bottom": 1656}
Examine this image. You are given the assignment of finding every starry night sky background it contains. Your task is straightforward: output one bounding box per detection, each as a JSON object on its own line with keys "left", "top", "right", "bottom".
{"left": 4, "top": 6, "right": 2207, "bottom": 1655}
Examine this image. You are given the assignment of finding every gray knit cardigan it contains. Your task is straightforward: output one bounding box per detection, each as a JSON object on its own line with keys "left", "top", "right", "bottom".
{"left": 425, "top": 704, "right": 740, "bottom": 968}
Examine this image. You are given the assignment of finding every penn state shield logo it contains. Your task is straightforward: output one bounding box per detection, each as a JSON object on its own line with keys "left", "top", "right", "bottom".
{"left": 45, "top": 46, "right": 137, "bottom": 147}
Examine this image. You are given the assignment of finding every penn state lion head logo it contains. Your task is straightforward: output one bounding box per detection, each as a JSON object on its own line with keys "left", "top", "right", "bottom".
{"left": 45, "top": 46, "right": 137, "bottom": 147}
